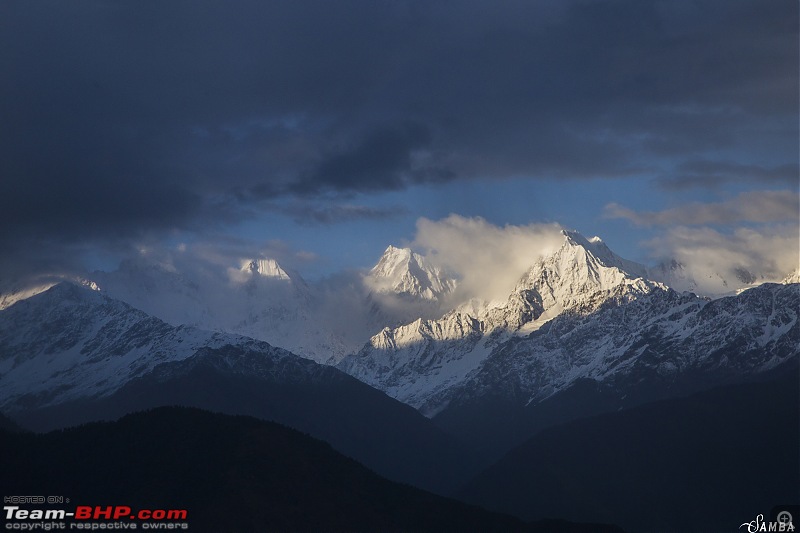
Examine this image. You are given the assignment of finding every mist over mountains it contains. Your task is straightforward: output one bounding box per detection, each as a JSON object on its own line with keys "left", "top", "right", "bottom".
{"left": 2, "top": 228, "right": 796, "bottom": 427}
{"left": 2, "top": 224, "right": 794, "bottom": 363}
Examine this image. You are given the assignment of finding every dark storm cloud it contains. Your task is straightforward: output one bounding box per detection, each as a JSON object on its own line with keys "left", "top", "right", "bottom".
{"left": 277, "top": 203, "right": 408, "bottom": 226}
{"left": 297, "top": 123, "right": 439, "bottom": 194}
{"left": 1, "top": 0, "right": 797, "bottom": 276}
{"left": 657, "top": 160, "right": 799, "bottom": 190}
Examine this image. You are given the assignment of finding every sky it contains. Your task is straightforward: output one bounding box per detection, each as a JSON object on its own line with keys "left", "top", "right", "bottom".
{"left": 1, "top": 0, "right": 798, "bottom": 290}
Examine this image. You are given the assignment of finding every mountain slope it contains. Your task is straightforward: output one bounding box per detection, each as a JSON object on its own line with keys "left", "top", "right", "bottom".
{"left": 783, "top": 268, "right": 800, "bottom": 284}
{"left": 366, "top": 245, "right": 457, "bottom": 301}
{"left": 86, "top": 247, "right": 461, "bottom": 364}
{"left": 457, "top": 374, "right": 799, "bottom": 533}
{"left": 340, "top": 231, "right": 798, "bottom": 460}
{"left": 0, "top": 282, "right": 478, "bottom": 494}
{"left": 339, "top": 230, "right": 664, "bottom": 414}
{"left": 0, "top": 281, "right": 228, "bottom": 409}
{"left": 0, "top": 407, "right": 623, "bottom": 533}
{"left": 360, "top": 245, "right": 460, "bottom": 333}
{"left": 0, "top": 277, "right": 61, "bottom": 311}
{"left": 434, "top": 283, "right": 799, "bottom": 458}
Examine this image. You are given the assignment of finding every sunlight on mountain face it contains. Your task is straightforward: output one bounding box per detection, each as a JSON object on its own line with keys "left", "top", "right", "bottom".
{"left": 413, "top": 215, "right": 567, "bottom": 305}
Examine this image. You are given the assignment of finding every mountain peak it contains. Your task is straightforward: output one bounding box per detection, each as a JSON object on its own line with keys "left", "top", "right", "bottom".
{"left": 782, "top": 269, "right": 800, "bottom": 284}
{"left": 555, "top": 229, "right": 648, "bottom": 280}
{"left": 241, "top": 258, "right": 292, "bottom": 281}
{"left": 366, "top": 246, "right": 456, "bottom": 301}
{"left": 374, "top": 245, "right": 419, "bottom": 268}
{"left": 33, "top": 280, "right": 101, "bottom": 303}
{"left": 561, "top": 228, "right": 590, "bottom": 246}
{"left": 0, "top": 275, "right": 104, "bottom": 311}
{"left": 510, "top": 230, "right": 659, "bottom": 321}
{"left": 647, "top": 260, "right": 698, "bottom": 293}
{"left": 561, "top": 229, "right": 603, "bottom": 247}
{"left": 382, "top": 244, "right": 407, "bottom": 255}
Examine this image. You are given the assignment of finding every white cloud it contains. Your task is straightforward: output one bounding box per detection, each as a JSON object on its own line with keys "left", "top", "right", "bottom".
{"left": 605, "top": 190, "right": 798, "bottom": 226}
{"left": 646, "top": 224, "right": 799, "bottom": 295}
{"left": 413, "top": 215, "right": 565, "bottom": 303}
{"left": 605, "top": 189, "right": 799, "bottom": 294}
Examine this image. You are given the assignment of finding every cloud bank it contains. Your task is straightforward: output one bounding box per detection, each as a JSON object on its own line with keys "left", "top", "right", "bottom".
{"left": 608, "top": 189, "right": 799, "bottom": 294}
{"left": 605, "top": 190, "right": 799, "bottom": 226}
{"left": 413, "top": 215, "right": 565, "bottom": 304}
{"left": 647, "top": 225, "right": 799, "bottom": 295}
{"left": 657, "top": 161, "right": 799, "bottom": 191}
{"left": 1, "top": 0, "right": 796, "bottom": 277}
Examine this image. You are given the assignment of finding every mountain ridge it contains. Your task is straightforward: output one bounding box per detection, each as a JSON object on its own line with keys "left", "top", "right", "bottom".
{"left": 339, "top": 229, "right": 668, "bottom": 414}
{"left": 2, "top": 230, "right": 797, "bottom": 503}
{"left": 432, "top": 282, "right": 799, "bottom": 458}
{"left": 0, "top": 281, "right": 481, "bottom": 494}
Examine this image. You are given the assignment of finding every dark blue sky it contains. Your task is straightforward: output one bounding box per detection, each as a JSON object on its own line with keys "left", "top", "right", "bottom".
{"left": 1, "top": 0, "right": 797, "bottom": 282}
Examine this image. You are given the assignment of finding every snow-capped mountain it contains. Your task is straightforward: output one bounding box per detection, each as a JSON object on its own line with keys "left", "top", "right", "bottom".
{"left": 361, "top": 245, "right": 459, "bottom": 330}
{"left": 241, "top": 258, "right": 293, "bottom": 280}
{"left": 3, "top": 229, "right": 796, "bottom": 429}
{"left": 647, "top": 260, "right": 700, "bottom": 294}
{"left": 444, "top": 282, "right": 798, "bottom": 413}
{"left": 365, "top": 245, "right": 457, "bottom": 302}
{"left": 783, "top": 269, "right": 800, "bottom": 284}
{"left": 0, "top": 281, "right": 285, "bottom": 411}
{"left": 77, "top": 249, "right": 461, "bottom": 364}
{"left": 339, "top": 230, "right": 665, "bottom": 412}
{"left": 647, "top": 258, "right": 789, "bottom": 297}
{"left": 0, "top": 275, "right": 99, "bottom": 311}
{"left": 2, "top": 229, "right": 797, "bottom": 480}
{"left": 89, "top": 256, "right": 351, "bottom": 363}
{"left": 0, "top": 281, "right": 480, "bottom": 494}
{"left": 433, "top": 282, "right": 799, "bottom": 457}
{"left": 89, "top": 257, "right": 212, "bottom": 328}
{"left": 504, "top": 231, "right": 659, "bottom": 332}
{"left": 340, "top": 231, "right": 799, "bottom": 416}
{"left": 222, "top": 258, "right": 352, "bottom": 362}
{"left": 0, "top": 280, "right": 60, "bottom": 311}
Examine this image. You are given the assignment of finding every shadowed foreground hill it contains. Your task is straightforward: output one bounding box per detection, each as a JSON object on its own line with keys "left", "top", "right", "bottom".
{"left": 0, "top": 412, "right": 24, "bottom": 432}
{"left": 458, "top": 374, "right": 799, "bottom": 533}
{"left": 0, "top": 407, "right": 623, "bottom": 533}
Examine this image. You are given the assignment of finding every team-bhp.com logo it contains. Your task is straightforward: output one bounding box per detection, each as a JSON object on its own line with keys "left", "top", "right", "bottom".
{"left": 4, "top": 505, "right": 189, "bottom": 530}
{"left": 740, "top": 512, "right": 795, "bottom": 532}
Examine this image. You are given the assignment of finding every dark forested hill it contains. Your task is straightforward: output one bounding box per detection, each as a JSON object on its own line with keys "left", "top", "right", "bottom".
{"left": 458, "top": 374, "right": 799, "bottom": 533}
{"left": 0, "top": 406, "right": 623, "bottom": 533}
